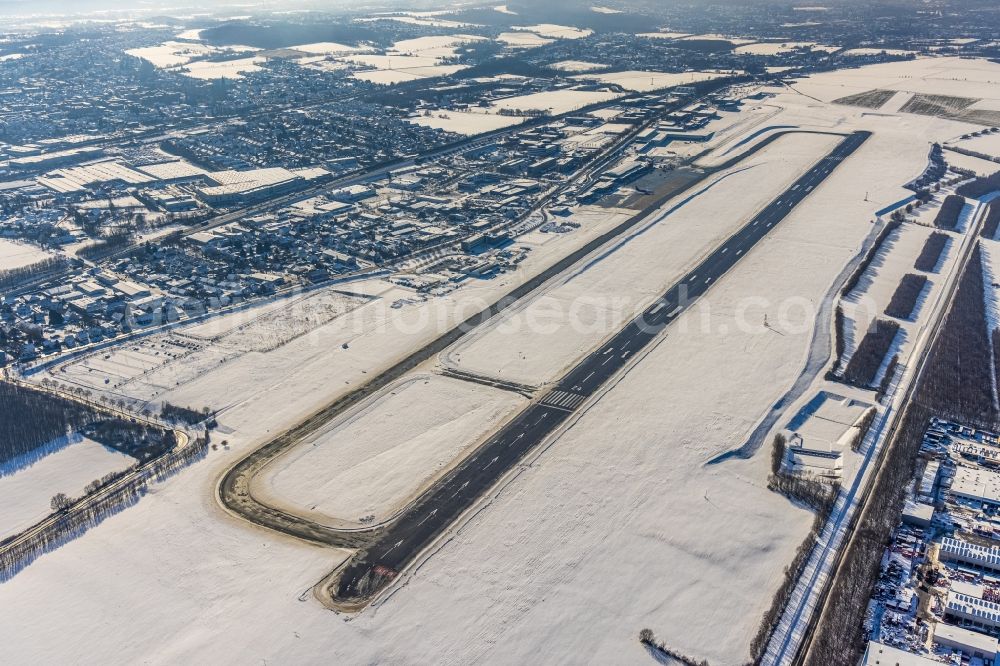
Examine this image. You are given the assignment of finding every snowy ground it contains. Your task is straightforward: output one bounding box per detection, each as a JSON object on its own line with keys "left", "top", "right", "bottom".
{"left": 50, "top": 288, "right": 367, "bottom": 410}
{"left": 497, "top": 31, "right": 553, "bottom": 48}
{"left": 550, "top": 60, "right": 609, "bottom": 73}
{"left": 180, "top": 57, "right": 265, "bottom": 80}
{"left": 573, "top": 69, "right": 733, "bottom": 93}
{"left": 0, "top": 436, "right": 135, "bottom": 540}
{"left": 952, "top": 132, "right": 1000, "bottom": 159}
{"left": 252, "top": 374, "right": 526, "bottom": 528}
{"left": 407, "top": 109, "right": 525, "bottom": 135}
{"left": 490, "top": 89, "right": 621, "bottom": 115}
{"left": 3, "top": 57, "right": 997, "bottom": 666}
{"left": 0, "top": 239, "right": 53, "bottom": 271}
{"left": 945, "top": 149, "right": 1000, "bottom": 177}
{"left": 734, "top": 42, "right": 839, "bottom": 56}
{"left": 444, "top": 132, "right": 842, "bottom": 387}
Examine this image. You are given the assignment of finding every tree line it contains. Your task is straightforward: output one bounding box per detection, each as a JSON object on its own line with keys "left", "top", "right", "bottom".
{"left": 932, "top": 194, "right": 966, "bottom": 230}
{"left": 841, "top": 220, "right": 900, "bottom": 299}
{"left": 913, "top": 232, "right": 948, "bottom": 272}
{"left": 841, "top": 319, "right": 900, "bottom": 388}
{"left": 884, "top": 273, "right": 928, "bottom": 320}
{"left": 0, "top": 256, "right": 68, "bottom": 291}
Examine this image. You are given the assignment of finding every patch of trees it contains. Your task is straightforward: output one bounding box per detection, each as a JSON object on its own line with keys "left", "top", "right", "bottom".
{"left": 77, "top": 230, "right": 133, "bottom": 261}
{"left": 0, "top": 256, "right": 68, "bottom": 291}
{"left": 455, "top": 56, "right": 558, "bottom": 80}
{"left": 769, "top": 474, "right": 839, "bottom": 516}
{"left": 849, "top": 408, "right": 878, "bottom": 453}
{"left": 875, "top": 355, "right": 900, "bottom": 403}
{"left": 161, "top": 402, "right": 214, "bottom": 426}
{"left": 83, "top": 419, "right": 175, "bottom": 463}
{"left": 932, "top": 194, "right": 966, "bottom": 230}
{"left": 833, "top": 306, "right": 846, "bottom": 374}
{"left": 771, "top": 432, "right": 787, "bottom": 475}
{"left": 983, "top": 201, "right": 1000, "bottom": 240}
{"left": 842, "top": 319, "right": 901, "bottom": 388}
{"left": 913, "top": 232, "right": 948, "bottom": 272}
{"left": 884, "top": 274, "right": 928, "bottom": 319}
{"left": 638, "top": 629, "right": 711, "bottom": 666}
{"left": 957, "top": 171, "right": 1000, "bottom": 199}
{"left": 841, "top": 219, "right": 900, "bottom": 298}
{"left": 0, "top": 381, "right": 100, "bottom": 467}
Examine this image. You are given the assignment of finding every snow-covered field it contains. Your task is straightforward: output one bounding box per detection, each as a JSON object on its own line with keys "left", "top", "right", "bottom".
{"left": 0, "top": 239, "right": 52, "bottom": 271}
{"left": 490, "top": 89, "right": 621, "bottom": 114}
{"left": 944, "top": 149, "right": 1000, "bottom": 177}
{"left": 512, "top": 24, "right": 592, "bottom": 40}
{"left": 408, "top": 109, "right": 525, "bottom": 135}
{"left": 550, "top": 60, "right": 609, "bottom": 73}
{"left": 0, "top": 436, "right": 135, "bottom": 540}
{"left": 4, "top": 57, "right": 997, "bottom": 666}
{"left": 792, "top": 56, "right": 1000, "bottom": 107}
{"left": 444, "top": 133, "right": 842, "bottom": 387}
{"left": 352, "top": 66, "right": 466, "bottom": 84}
{"left": 180, "top": 57, "right": 265, "bottom": 80}
{"left": 252, "top": 375, "right": 526, "bottom": 528}
{"left": 573, "top": 69, "right": 732, "bottom": 93}
{"left": 637, "top": 31, "right": 690, "bottom": 40}
{"left": 734, "top": 41, "right": 838, "bottom": 56}
{"left": 954, "top": 132, "right": 1000, "bottom": 159}
{"left": 289, "top": 42, "right": 365, "bottom": 55}
{"left": 497, "top": 31, "right": 554, "bottom": 48}
{"left": 125, "top": 41, "right": 216, "bottom": 68}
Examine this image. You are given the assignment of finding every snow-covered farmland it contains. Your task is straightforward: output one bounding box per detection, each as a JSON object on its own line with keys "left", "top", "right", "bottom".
{"left": 407, "top": 109, "right": 525, "bottom": 135}
{"left": 0, "top": 239, "right": 53, "bottom": 271}
{"left": 573, "top": 69, "right": 733, "bottom": 93}
{"left": 252, "top": 375, "right": 526, "bottom": 528}
{"left": 953, "top": 132, "right": 1000, "bottom": 160}
{"left": 550, "top": 60, "right": 609, "bottom": 73}
{"left": 497, "top": 31, "right": 554, "bottom": 48}
{"left": 125, "top": 41, "right": 217, "bottom": 68}
{"left": 289, "top": 42, "right": 365, "bottom": 55}
{"left": 734, "top": 41, "right": 839, "bottom": 56}
{"left": 180, "top": 56, "right": 266, "bottom": 80}
{"left": 512, "top": 24, "right": 593, "bottom": 40}
{"left": 0, "top": 436, "right": 135, "bottom": 540}
{"left": 490, "top": 89, "right": 620, "bottom": 115}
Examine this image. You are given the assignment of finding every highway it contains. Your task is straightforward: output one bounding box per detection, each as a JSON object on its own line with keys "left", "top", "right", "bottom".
{"left": 333, "top": 130, "right": 872, "bottom": 604}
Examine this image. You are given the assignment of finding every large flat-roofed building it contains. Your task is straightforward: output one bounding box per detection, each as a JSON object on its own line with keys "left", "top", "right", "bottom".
{"left": 861, "top": 641, "right": 940, "bottom": 665}
{"left": 934, "top": 622, "right": 999, "bottom": 660}
{"left": 939, "top": 537, "right": 1000, "bottom": 574}
{"left": 950, "top": 465, "right": 1000, "bottom": 507}
{"left": 195, "top": 167, "right": 328, "bottom": 206}
{"left": 945, "top": 589, "right": 1000, "bottom": 633}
